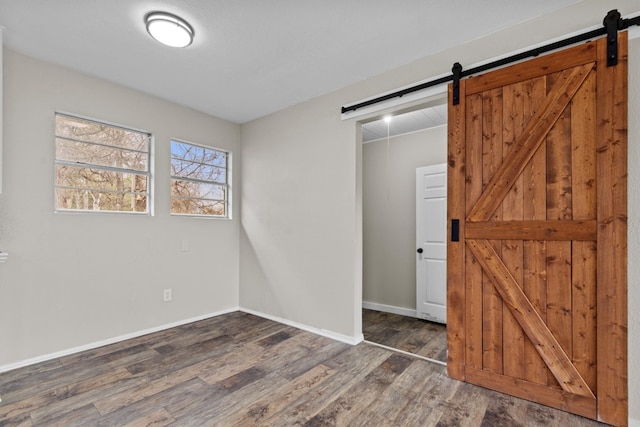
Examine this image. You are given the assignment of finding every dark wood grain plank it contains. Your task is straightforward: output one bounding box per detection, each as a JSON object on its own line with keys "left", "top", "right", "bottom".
{"left": 19, "top": 367, "right": 134, "bottom": 424}
{"left": 0, "top": 311, "right": 609, "bottom": 427}
{"left": 122, "top": 408, "right": 175, "bottom": 427}
{"left": 303, "top": 354, "right": 413, "bottom": 426}
{"left": 225, "top": 364, "right": 336, "bottom": 426}
{"left": 434, "top": 382, "right": 490, "bottom": 427}
{"left": 363, "top": 309, "right": 446, "bottom": 362}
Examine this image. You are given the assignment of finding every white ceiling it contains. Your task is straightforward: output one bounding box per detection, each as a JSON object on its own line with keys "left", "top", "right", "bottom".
{"left": 362, "top": 104, "right": 447, "bottom": 143}
{"left": 0, "top": 0, "right": 579, "bottom": 124}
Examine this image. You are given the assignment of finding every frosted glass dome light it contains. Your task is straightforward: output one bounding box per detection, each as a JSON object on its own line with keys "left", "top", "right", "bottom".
{"left": 145, "top": 12, "right": 194, "bottom": 48}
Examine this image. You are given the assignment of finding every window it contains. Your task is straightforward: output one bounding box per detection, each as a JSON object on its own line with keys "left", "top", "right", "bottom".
{"left": 54, "top": 113, "right": 151, "bottom": 213}
{"left": 170, "top": 140, "right": 229, "bottom": 217}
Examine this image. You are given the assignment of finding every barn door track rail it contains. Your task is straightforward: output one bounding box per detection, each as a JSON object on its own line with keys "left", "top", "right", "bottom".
{"left": 341, "top": 9, "right": 640, "bottom": 113}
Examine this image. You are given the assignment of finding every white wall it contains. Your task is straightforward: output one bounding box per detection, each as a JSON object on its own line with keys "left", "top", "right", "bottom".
{"left": 0, "top": 28, "right": 3, "bottom": 194}
{"left": 240, "top": 0, "right": 640, "bottom": 422}
{"left": 0, "top": 49, "right": 241, "bottom": 368}
{"left": 363, "top": 126, "right": 446, "bottom": 310}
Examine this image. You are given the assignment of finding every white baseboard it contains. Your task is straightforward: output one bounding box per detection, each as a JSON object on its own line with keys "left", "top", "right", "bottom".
{"left": 630, "top": 418, "right": 640, "bottom": 427}
{"left": 362, "top": 301, "right": 417, "bottom": 318}
{"left": 0, "top": 307, "right": 240, "bottom": 373}
{"left": 0, "top": 307, "right": 362, "bottom": 402}
{"left": 240, "top": 307, "right": 364, "bottom": 345}
{"left": 2, "top": 306, "right": 367, "bottom": 373}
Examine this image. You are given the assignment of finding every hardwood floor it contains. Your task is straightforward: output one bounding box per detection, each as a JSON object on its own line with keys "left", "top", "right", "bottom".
{"left": 362, "top": 308, "right": 447, "bottom": 363}
{"left": 0, "top": 311, "right": 605, "bottom": 426}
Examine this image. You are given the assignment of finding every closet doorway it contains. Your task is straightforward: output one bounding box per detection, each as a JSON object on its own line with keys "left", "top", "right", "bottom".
{"left": 361, "top": 102, "right": 448, "bottom": 364}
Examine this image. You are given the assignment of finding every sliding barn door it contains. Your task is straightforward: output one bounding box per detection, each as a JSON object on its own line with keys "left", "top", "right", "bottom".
{"left": 447, "top": 34, "right": 627, "bottom": 425}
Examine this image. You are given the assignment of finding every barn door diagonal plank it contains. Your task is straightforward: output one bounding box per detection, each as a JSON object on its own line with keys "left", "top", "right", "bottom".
{"left": 466, "top": 239, "right": 594, "bottom": 399}
{"left": 467, "top": 63, "right": 594, "bottom": 222}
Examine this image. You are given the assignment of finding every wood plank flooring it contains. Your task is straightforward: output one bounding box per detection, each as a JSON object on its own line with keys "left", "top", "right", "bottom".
{"left": 0, "top": 311, "right": 606, "bottom": 426}
{"left": 362, "top": 309, "right": 447, "bottom": 363}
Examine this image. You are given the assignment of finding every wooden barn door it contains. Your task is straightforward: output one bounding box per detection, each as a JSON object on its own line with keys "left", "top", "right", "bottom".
{"left": 447, "top": 34, "right": 627, "bottom": 425}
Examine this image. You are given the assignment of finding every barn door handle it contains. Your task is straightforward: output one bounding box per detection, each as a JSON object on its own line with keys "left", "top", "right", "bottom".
{"left": 451, "top": 219, "right": 460, "bottom": 242}
{"left": 417, "top": 248, "right": 423, "bottom": 254}
{"left": 452, "top": 62, "right": 463, "bottom": 105}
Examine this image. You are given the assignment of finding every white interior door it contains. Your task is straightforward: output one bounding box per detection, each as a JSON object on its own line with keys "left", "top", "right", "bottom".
{"left": 416, "top": 163, "right": 447, "bottom": 324}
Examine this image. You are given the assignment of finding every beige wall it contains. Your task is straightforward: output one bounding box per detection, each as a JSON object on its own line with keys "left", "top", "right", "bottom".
{"left": 0, "top": 29, "right": 3, "bottom": 193}
{"left": 0, "top": 50, "right": 241, "bottom": 367}
{"left": 363, "top": 126, "right": 446, "bottom": 310}
{"left": 239, "top": 96, "right": 361, "bottom": 340}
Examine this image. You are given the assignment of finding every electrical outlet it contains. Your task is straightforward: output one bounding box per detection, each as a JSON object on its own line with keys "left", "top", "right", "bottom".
{"left": 163, "top": 289, "right": 172, "bottom": 302}
{"left": 181, "top": 239, "right": 189, "bottom": 252}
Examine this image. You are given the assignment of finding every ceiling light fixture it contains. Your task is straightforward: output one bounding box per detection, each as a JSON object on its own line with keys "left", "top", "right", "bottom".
{"left": 145, "top": 12, "right": 194, "bottom": 48}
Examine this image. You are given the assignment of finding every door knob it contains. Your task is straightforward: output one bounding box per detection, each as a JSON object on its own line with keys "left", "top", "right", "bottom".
{"left": 417, "top": 248, "right": 423, "bottom": 254}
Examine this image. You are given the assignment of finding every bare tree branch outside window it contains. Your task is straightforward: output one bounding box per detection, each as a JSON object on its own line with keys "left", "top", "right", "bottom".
{"left": 54, "top": 114, "right": 150, "bottom": 213}
{"left": 170, "top": 140, "right": 228, "bottom": 217}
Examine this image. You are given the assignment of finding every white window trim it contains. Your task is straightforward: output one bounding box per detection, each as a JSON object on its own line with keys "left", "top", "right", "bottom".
{"left": 170, "top": 138, "right": 232, "bottom": 219}
{"left": 53, "top": 112, "right": 153, "bottom": 215}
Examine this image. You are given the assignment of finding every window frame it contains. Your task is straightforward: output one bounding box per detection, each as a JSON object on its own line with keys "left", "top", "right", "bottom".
{"left": 54, "top": 112, "right": 153, "bottom": 215}
{"left": 170, "top": 138, "right": 231, "bottom": 219}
